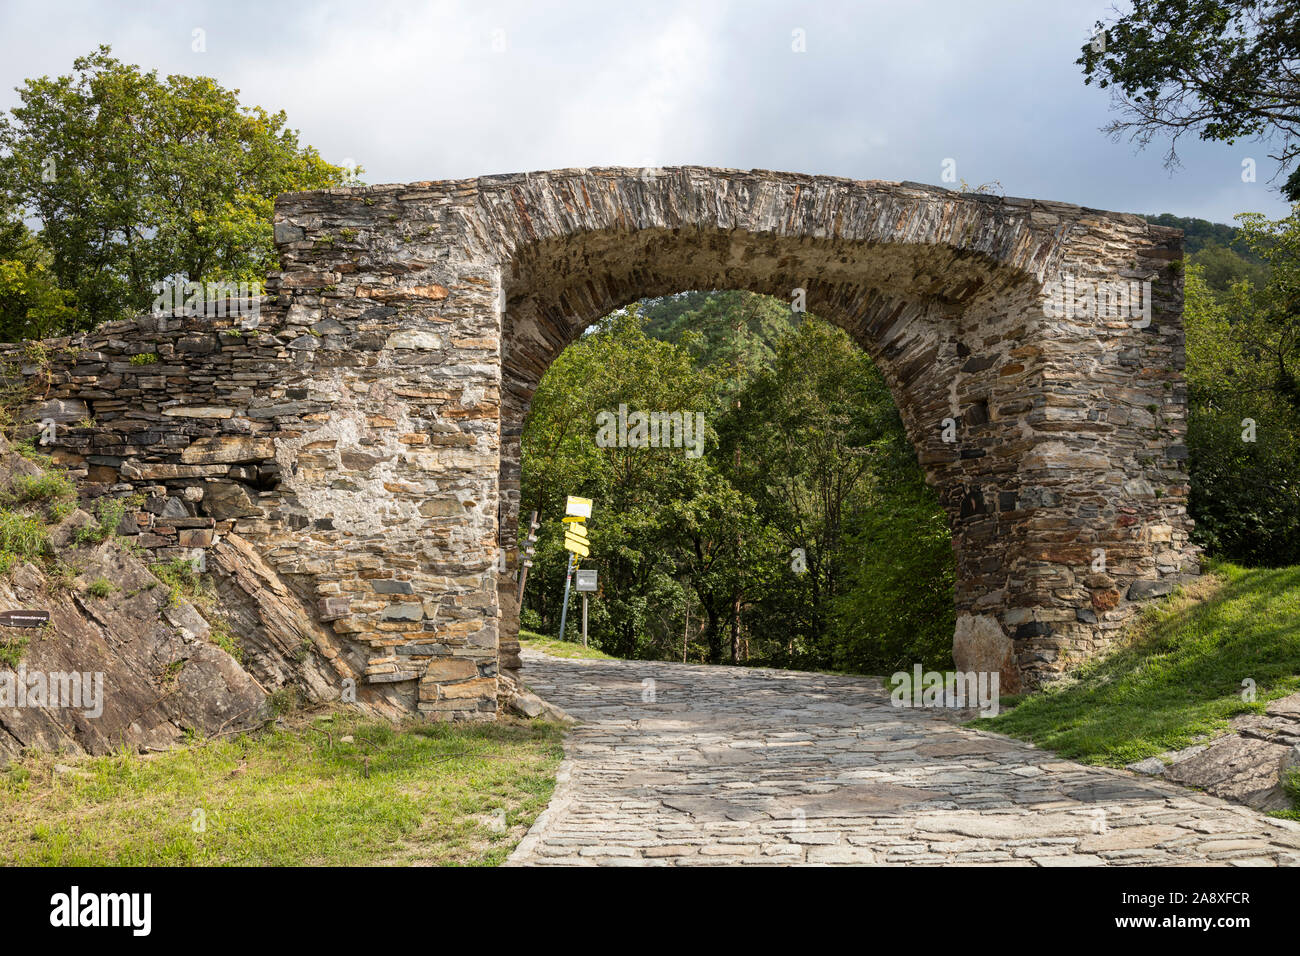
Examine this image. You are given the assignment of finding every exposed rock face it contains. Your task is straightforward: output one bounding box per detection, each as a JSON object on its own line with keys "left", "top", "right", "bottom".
{"left": 0, "top": 428, "right": 393, "bottom": 760}
{"left": 0, "top": 548, "right": 267, "bottom": 762}
{"left": 0, "top": 167, "right": 1199, "bottom": 718}
{"left": 1130, "top": 693, "right": 1300, "bottom": 811}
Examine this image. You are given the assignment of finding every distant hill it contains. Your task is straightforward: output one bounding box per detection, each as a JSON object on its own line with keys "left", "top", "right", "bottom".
{"left": 1143, "top": 214, "right": 1267, "bottom": 293}
{"left": 1143, "top": 214, "right": 1245, "bottom": 256}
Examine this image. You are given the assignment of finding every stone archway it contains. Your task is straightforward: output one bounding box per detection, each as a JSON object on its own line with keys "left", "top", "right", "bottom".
{"left": 262, "top": 166, "right": 1195, "bottom": 713}
{"left": 5, "top": 166, "right": 1196, "bottom": 720}
{"left": 470, "top": 169, "right": 1197, "bottom": 697}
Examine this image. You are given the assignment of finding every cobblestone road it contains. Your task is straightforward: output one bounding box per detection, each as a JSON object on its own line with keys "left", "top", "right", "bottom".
{"left": 507, "top": 651, "right": 1300, "bottom": 866}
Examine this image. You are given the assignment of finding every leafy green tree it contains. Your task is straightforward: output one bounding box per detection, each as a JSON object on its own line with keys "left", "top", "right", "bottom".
{"left": 519, "top": 293, "right": 955, "bottom": 674}
{"left": 0, "top": 211, "right": 75, "bottom": 341}
{"left": 829, "top": 444, "right": 955, "bottom": 674}
{"left": 1185, "top": 257, "right": 1300, "bottom": 564}
{"left": 0, "top": 46, "right": 352, "bottom": 329}
{"left": 720, "top": 320, "right": 899, "bottom": 662}
{"left": 1191, "top": 238, "right": 1269, "bottom": 293}
{"left": 640, "top": 289, "right": 799, "bottom": 383}
{"left": 520, "top": 307, "right": 722, "bottom": 658}
{"left": 1079, "top": 1, "right": 1300, "bottom": 197}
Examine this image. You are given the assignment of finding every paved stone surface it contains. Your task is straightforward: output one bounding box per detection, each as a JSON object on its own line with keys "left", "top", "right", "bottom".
{"left": 508, "top": 651, "right": 1300, "bottom": 866}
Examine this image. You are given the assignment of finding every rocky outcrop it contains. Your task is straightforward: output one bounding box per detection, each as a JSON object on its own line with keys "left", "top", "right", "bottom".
{"left": 0, "top": 543, "right": 266, "bottom": 761}
{"left": 0, "top": 431, "right": 393, "bottom": 762}
{"left": 1129, "top": 692, "right": 1300, "bottom": 811}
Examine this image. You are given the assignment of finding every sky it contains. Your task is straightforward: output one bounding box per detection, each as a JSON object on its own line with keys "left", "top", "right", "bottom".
{"left": 0, "top": 0, "right": 1293, "bottom": 225}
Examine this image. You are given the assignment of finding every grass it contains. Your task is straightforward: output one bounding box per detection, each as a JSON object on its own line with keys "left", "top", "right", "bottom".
{"left": 86, "top": 576, "right": 116, "bottom": 598}
{"left": 0, "top": 509, "right": 48, "bottom": 570}
{"left": 149, "top": 557, "right": 207, "bottom": 609}
{"left": 0, "top": 709, "right": 565, "bottom": 866}
{"left": 8, "top": 471, "right": 76, "bottom": 508}
{"left": 74, "top": 496, "right": 128, "bottom": 546}
{"left": 972, "top": 561, "right": 1300, "bottom": 767}
{"left": 0, "top": 633, "right": 28, "bottom": 668}
{"left": 1279, "top": 769, "right": 1300, "bottom": 821}
{"left": 519, "top": 628, "right": 617, "bottom": 660}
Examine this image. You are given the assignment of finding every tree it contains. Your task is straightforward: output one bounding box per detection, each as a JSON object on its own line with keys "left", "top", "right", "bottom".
{"left": 518, "top": 293, "right": 955, "bottom": 674}
{"left": 1233, "top": 205, "right": 1300, "bottom": 408}
{"left": 1078, "top": 1, "right": 1300, "bottom": 197}
{"left": 720, "top": 320, "right": 893, "bottom": 661}
{"left": 0, "top": 46, "right": 352, "bottom": 330}
{"left": 0, "top": 210, "right": 75, "bottom": 341}
{"left": 1184, "top": 257, "right": 1300, "bottom": 564}
{"left": 519, "top": 307, "right": 722, "bottom": 658}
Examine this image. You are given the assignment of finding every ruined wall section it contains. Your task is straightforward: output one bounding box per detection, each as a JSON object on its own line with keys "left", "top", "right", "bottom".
{"left": 0, "top": 167, "right": 1201, "bottom": 712}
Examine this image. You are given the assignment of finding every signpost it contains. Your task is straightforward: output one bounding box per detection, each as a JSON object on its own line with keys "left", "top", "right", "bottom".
{"left": 516, "top": 511, "right": 539, "bottom": 608}
{"left": 0, "top": 610, "right": 50, "bottom": 628}
{"left": 575, "top": 569, "right": 597, "bottom": 647}
{"left": 558, "top": 496, "right": 592, "bottom": 641}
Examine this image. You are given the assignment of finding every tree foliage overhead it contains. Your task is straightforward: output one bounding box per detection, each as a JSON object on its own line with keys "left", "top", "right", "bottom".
{"left": 1078, "top": 0, "right": 1300, "bottom": 198}
{"left": 0, "top": 46, "right": 352, "bottom": 335}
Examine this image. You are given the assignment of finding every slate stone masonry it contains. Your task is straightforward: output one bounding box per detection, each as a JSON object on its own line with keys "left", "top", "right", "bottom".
{"left": 0, "top": 167, "right": 1198, "bottom": 716}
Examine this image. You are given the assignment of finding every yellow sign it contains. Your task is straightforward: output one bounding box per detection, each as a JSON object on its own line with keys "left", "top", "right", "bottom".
{"left": 563, "top": 495, "right": 592, "bottom": 556}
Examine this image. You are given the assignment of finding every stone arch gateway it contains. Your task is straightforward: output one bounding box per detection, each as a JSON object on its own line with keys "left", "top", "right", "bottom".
{"left": 8, "top": 167, "right": 1198, "bottom": 719}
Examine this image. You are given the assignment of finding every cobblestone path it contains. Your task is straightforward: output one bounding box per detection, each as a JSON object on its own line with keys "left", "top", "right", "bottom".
{"left": 507, "top": 651, "right": 1300, "bottom": 866}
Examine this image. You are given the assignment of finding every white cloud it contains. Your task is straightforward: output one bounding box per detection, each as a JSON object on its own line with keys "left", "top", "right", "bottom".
{"left": 0, "top": 0, "right": 1292, "bottom": 221}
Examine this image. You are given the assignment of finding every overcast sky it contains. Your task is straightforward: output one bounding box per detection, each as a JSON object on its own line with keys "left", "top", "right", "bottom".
{"left": 0, "top": 0, "right": 1293, "bottom": 224}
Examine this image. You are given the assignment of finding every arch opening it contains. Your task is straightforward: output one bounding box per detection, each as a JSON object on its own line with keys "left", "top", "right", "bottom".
{"left": 495, "top": 226, "right": 1050, "bottom": 693}
{"left": 508, "top": 288, "right": 963, "bottom": 675}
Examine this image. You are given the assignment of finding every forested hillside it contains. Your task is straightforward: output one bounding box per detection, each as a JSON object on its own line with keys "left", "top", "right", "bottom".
{"left": 1144, "top": 213, "right": 1267, "bottom": 292}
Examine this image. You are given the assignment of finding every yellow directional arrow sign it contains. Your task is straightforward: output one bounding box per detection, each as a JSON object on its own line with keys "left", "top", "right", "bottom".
{"left": 564, "top": 535, "right": 589, "bottom": 557}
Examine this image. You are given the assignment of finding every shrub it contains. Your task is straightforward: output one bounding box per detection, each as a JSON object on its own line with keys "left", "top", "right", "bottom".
{"left": 0, "top": 510, "right": 48, "bottom": 566}
{"left": 75, "top": 497, "right": 128, "bottom": 546}
{"left": 86, "top": 577, "right": 116, "bottom": 598}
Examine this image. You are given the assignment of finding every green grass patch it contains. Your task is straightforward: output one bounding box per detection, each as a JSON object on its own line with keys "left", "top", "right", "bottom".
{"left": 519, "top": 628, "right": 617, "bottom": 660}
{"left": 74, "top": 497, "right": 127, "bottom": 546}
{"left": 0, "top": 509, "right": 48, "bottom": 567}
{"left": 8, "top": 470, "right": 75, "bottom": 507}
{"left": 0, "top": 710, "right": 565, "bottom": 866}
{"left": 0, "top": 633, "right": 28, "bottom": 668}
{"left": 972, "top": 562, "right": 1300, "bottom": 766}
{"left": 86, "top": 577, "right": 116, "bottom": 598}
{"left": 149, "top": 557, "right": 208, "bottom": 609}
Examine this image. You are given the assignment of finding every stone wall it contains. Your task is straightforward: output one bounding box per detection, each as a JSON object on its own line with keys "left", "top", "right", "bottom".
{"left": 0, "top": 166, "right": 1199, "bottom": 715}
